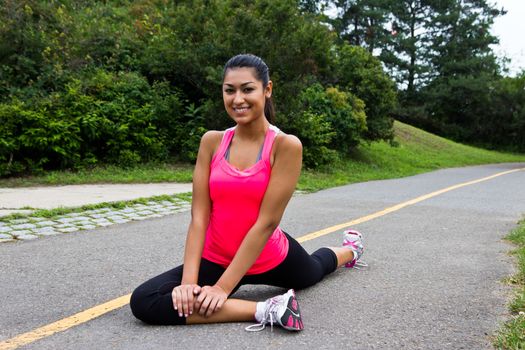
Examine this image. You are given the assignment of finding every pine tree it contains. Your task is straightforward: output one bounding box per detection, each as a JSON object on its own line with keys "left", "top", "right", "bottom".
{"left": 330, "top": 0, "right": 390, "bottom": 52}
{"left": 423, "top": 0, "right": 504, "bottom": 140}
{"left": 380, "top": 1, "right": 437, "bottom": 97}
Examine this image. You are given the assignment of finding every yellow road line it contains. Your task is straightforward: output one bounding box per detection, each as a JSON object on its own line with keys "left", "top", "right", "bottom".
{"left": 1, "top": 167, "right": 523, "bottom": 350}
{"left": 0, "top": 294, "right": 131, "bottom": 350}
{"left": 297, "top": 167, "right": 524, "bottom": 243}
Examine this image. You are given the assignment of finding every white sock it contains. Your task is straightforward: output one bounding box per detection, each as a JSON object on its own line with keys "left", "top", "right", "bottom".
{"left": 254, "top": 301, "right": 267, "bottom": 322}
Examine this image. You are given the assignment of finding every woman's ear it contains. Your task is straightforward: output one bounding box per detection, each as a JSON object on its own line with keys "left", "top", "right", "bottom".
{"left": 265, "top": 80, "right": 273, "bottom": 98}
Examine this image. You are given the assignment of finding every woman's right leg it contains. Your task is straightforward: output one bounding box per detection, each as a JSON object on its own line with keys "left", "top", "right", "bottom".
{"left": 130, "top": 259, "right": 257, "bottom": 325}
{"left": 130, "top": 264, "right": 191, "bottom": 325}
{"left": 186, "top": 299, "right": 256, "bottom": 324}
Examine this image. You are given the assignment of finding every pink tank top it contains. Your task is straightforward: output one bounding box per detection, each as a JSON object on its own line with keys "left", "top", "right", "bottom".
{"left": 201, "top": 125, "right": 289, "bottom": 275}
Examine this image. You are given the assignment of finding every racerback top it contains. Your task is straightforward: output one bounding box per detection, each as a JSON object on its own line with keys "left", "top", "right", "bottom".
{"left": 201, "top": 125, "right": 289, "bottom": 275}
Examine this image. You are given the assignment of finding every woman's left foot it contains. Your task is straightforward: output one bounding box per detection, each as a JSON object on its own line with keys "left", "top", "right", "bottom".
{"left": 342, "top": 229, "right": 367, "bottom": 268}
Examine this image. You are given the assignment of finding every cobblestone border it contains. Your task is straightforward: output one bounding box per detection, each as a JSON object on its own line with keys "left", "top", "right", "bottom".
{"left": 0, "top": 197, "right": 191, "bottom": 243}
{"left": 0, "top": 190, "right": 306, "bottom": 244}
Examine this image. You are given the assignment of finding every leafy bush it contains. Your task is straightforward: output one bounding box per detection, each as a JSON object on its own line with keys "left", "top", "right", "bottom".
{"left": 0, "top": 0, "right": 399, "bottom": 175}
{"left": 334, "top": 44, "right": 397, "bottom": 142}
{"left": 300, "top": 83, "right": 367, "bottom": 153}
{"left": 482, "top": 73, "right": 525, "bottom": 151}
{"left": 1, "top": 69, "right": 175, "bottom": 176}
{"left": 0, "top": 98, "right": 82, "bottom": 176}
{"left": 287, "top": 110, "right": 338, "bottom": 169}
{"left": 139, "top": 0, "right": 337, "bottom": 131}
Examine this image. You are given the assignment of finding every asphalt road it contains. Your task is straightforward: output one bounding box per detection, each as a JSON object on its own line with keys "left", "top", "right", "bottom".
{"left": 1, "top": 163, "right": 525, "bottom": 350}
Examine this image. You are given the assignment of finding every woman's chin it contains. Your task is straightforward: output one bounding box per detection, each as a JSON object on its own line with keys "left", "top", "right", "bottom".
{"left": 230, "top": 115, "right": 252, "bottom": 124}
{"left": 229, "top": 113, "right": 266, "bottom": 125}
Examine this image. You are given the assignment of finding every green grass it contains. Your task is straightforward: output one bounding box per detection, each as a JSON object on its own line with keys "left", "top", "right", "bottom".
{"left": 0, "top": 121, "right": 523, "bottom": 191}
{"left": 0, "top": 163, "right": 194, "bottom": 187}
{"left": 297, "top": 121, "right": 525, "bottom": 191}
{"left": 494, "top": 219, "right": 525, "bottom": 349}
{"left": 0, "top": 193, "right": 193, "bottom": 223}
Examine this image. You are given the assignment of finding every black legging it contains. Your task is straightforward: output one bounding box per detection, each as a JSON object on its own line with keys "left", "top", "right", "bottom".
{"left": 130, "top": 232, "right": 338, "bottom": 325}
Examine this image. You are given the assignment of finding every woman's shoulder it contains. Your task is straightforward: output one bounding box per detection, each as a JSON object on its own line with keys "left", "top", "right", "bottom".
{"left": 200, "top": 130, "right": 224, "bottom": 148}
{"left": 272, "top": 130, "right": 302, "bottom": 165}
{"left": 274, "top": 130, "right": 302, "bottom": 152}
{"left": 200, "top": 130, "right": 229, "bottom": 160}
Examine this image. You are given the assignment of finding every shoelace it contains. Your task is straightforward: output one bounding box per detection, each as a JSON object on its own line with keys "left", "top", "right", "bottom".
{"left": 351, "top": 260, "right": 368, "bottom": 269}
{"left": 245, "top": 297, "right": 281, "bottom": 332}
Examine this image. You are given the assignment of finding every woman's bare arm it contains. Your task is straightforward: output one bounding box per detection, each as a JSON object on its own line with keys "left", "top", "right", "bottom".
{"left": 181, "top": 130, "right": 220, "bottom": 283}
{"left": 172, "top": 131, "right": 219, "bottom": 317}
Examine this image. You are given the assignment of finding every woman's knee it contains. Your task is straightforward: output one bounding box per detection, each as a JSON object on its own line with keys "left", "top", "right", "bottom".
{"left": 129, "top": 286, "right": 152, "bottom": 323}
{"left": 130, "top": 285, "right": 186, "bottom": 325}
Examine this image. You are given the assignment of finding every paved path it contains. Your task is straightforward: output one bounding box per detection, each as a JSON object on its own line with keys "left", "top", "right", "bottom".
{"left": 0, "top": 183, "right": 193, "bottom": 217}
{"left": 1, "top": 163, "right": 524, "bottom": 349}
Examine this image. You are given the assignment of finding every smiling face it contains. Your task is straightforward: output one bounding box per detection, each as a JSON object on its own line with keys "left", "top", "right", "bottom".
{"left": 222, "top": 67, "right": 272, "bottom": 125}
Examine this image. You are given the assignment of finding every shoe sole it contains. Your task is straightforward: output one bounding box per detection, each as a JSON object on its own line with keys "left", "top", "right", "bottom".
{"left": 280, "top": 290, "right": 304, "bottom": 331}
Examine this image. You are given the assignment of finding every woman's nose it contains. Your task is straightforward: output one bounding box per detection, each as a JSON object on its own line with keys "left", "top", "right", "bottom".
{"left": 233, "top": 91, "right": 244, "bottom": 104}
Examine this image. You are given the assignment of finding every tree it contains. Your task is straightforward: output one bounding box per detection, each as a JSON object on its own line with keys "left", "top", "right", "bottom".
{"left": 330, "top": 0, "right": 391, "bottom": 52}
{"left": 299, "top": 0, "right": 327, "bottom": 13}
{"left": 473, "top": 72, "right": 525, "bottom": 151}
{"left": 380, "top": 1, "right": 439, "bottom": 97}
{"left": 0, "top": 0, "right": 74, "bottom": 100}
{"left": 421, "top": 0, "right": 504, "bottom": 141}
{"left": 334, "top": 44, "right": 397, "bottom": 141}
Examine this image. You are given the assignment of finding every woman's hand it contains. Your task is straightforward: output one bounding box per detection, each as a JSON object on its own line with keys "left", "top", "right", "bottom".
{"left": 172, "top": 284, "right": 201, "bottom": 318}
{"left": 195, "top": 284, "right": 228, "bottom": 317}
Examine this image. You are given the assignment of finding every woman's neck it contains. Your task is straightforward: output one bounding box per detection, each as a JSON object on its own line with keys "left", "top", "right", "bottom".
{"left": 234, "top": 118, "right": 270, "bottom": 141}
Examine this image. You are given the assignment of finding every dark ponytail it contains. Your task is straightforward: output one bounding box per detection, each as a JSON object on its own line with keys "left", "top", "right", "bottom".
{"left": 264, "top": 97, "right": 275, "bottom": 124}
{"left": 223, "top": 54, "right": 275, "bottom": 123}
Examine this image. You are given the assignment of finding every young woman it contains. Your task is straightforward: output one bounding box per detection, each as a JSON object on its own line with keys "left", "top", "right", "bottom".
{"left": 130, "top": 54, "right": 365, "bottom": 332}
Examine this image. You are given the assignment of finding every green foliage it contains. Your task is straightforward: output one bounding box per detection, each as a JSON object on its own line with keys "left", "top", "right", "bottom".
{"left": 0, "top": 69, "right": 177, "bottom": 176}
{"left": 143, "top": 0, "right": 337, "bottom": 130}
{"left": 0, "top": 1, "right": 73, "bottom": 100}
{"left": 329, "top": 1, "right": 525, "bottom": 153}
{"left": 481, "top": 73, "right": 525, "bottom": 152}
{"left": 179, "top": 103, "right": 208, "bottom": 162}
{"left": 494, "top": 219, "right": 525, "bottom": 349}
{"left": 149, "top": 81, "right": 206, "bottom": 162}
{"left": 334, "top": 44, "right": 397, "bottom": 142}
{"left": 381, "top": 1, "right": 435, "bottom": 94}
{"left": 288, "top": 110, "right": 338, "bottom": 169}
{"left": 299, "top": 83, "right": 367, "bottom": 153}
{"left": 286, "top": 82, "right": 372, "bottom": 168}
{"left": 0, "top": 0, "right": 401, "bottom": 175}
{"left": 416, "top": 0, "right": 504, "bottom": 144}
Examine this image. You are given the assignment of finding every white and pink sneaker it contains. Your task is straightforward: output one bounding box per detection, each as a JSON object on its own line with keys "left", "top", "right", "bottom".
{"left": 343, "top": 229, "right": 367, "bottom": 269}
{"left": 245, "top": 289, "right": 304, "bottom": 332}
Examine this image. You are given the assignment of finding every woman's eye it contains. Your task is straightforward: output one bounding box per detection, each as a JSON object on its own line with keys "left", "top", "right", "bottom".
{"left": 243, "top": 87, "right": 254, "bottom": 93}
{"left": 224, "top": 89, "right": 234, "bottom": 94}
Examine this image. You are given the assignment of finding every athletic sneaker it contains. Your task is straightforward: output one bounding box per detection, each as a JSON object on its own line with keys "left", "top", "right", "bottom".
{"left": 245, "top": 289, "right": 304, "bottom": 332}
{"left": 342, "top": 229, "right": 367, "bottom": 268}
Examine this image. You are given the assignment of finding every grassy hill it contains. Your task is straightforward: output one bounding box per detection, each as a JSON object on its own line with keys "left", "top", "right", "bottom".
{"left": 0, "top": 120, "right": 523, "bottom": 189}
{"left": 297, "top": 121, "right": 525, "bottom": 191}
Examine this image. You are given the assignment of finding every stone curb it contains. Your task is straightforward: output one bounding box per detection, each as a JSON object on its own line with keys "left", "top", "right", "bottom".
{"left": 0, "top": 191, "right": 306, "bottom": 244}
{"left": 0, "top": 197, "right": 192, "bottom": 243}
